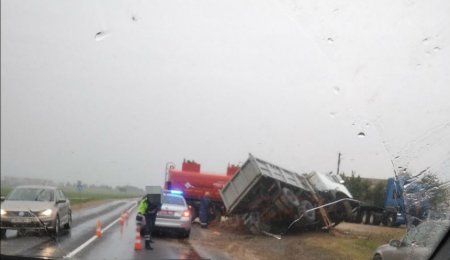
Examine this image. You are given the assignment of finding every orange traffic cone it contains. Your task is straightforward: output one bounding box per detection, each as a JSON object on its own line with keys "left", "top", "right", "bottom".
{"left": 134, "top": 227, "right": 142, "bottom": 251}
{"left": 96, "top": 220, "right": 102, "bottom": 238}
{"left": 124, "top": 212, "right": 129, "bottom": 226}
{"left": 119, "top": 213, "right": 124, "bottom": 225}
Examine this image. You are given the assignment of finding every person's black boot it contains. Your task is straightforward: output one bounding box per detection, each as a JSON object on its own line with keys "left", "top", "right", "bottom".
{"left": 145, "top": 240, "right": 153, "bottom": 250}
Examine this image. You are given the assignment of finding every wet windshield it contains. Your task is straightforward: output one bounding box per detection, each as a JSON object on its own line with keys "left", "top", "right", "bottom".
{"left": 403, "top": 221, "right": 449, "bottom": 247}
{"left": 7, "top": 188, "right": 54, "bottom": 202}
{"left": 162, "top": 195, "right": 185, "bottom": 206}
{"left": 1, "top": 0, "right": 449, "bottom": 260}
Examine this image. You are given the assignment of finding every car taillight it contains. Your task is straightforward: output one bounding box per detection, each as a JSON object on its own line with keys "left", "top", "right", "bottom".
{"left": 182, "top": 210, "right": 190, "bottom": 217}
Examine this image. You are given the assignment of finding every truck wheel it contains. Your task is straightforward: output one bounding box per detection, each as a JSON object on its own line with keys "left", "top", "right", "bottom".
{"left": 369, "top": 213, "right": 375, "bottom": 225}
{"left": 354, "top": 209, "right": 363, "bottom": 223}
{"left": 298, "top": 200, "right": 315, "bottom": 222}
{"left": 386, "top": 213, "right": 396, "bottom": 227}
{"left": 362, "top": 211, "right": 370, "bottom": 224}
{"left": 372, "top": 213, "right": 382, "bottom": 225}
{"left": 280, "top": 187, "right": 300, "bottom": 208}
{"left": 244, "top": 212, "right": 270, "bottom": 234}
{"left": 275, "top": 198, "right": 289, "bottom": 211}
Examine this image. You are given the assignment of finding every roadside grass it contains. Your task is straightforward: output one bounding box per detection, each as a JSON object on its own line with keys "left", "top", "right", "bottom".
{"left": 64, "top": 191, "right": 140, "bottom": 205}
{"left": 1, "top": 186, "right": 141, "bottom": 206}
{"left": 302, "top": 226, "right": 406, "bottom": 259}
{"left": 1, "top": 187, "right": 12, "bottom": 198}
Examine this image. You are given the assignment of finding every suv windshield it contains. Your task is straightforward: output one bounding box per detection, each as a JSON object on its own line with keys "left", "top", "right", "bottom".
{"left": 7, "top": 188, "right": 54, "bottom": 202}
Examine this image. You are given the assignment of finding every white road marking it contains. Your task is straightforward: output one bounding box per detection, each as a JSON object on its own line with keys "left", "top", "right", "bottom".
{"left": 64, "top": 202, "right": 137, "bottom": 259}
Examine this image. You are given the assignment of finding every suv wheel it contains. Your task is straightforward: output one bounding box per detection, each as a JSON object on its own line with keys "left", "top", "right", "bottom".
{"left": 52, "top": 215, "right": 60, "bottom": 237}
{"left": 64, "top": 211, "right": 72, "bottom": 230}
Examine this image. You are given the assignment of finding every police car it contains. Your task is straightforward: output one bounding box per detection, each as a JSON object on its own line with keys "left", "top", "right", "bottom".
{"left": 141, "top": 190, "right": 191, "bottom": 238}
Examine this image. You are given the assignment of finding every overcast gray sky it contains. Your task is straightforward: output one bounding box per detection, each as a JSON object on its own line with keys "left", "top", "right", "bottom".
{"left": 1, "top": 0, "right": 449, "bottom": 188}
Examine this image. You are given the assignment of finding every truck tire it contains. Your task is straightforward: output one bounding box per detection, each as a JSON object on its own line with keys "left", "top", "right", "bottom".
{"left": 353, "top": 209, "right": 363, "bottom": 223}
{"left": 298, "top": 200, "right": 315, "bottom": 222}
{"left": 244, "top": 211, "right": 270, "bottom": 234}
{"left": 369, "top": 213, "right": 375, "bottom": 225}
{"left": 362, "top": 211, "right": 370, "bottom": 224}
{"left": 275, "top": 198, "right": 289, "bottom": 211}
{"left": 372, "top": 213, "right": 382, "bottom": 225}
{"left": 280, "top": 187, "right": 300, "bottom": 208}
{"left": 385, "top": 213, "right": 396, "bottom": 227}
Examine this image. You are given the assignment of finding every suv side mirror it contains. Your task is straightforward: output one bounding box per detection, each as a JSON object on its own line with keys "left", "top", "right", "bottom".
{"left": 389, "top": 239, "right": 402, "bottom": 248}
{"left": 0, "top": 196, "right": 5, "bottom": 202}
{"left": 56, "top": 199, "right": 66, "bottom": 204}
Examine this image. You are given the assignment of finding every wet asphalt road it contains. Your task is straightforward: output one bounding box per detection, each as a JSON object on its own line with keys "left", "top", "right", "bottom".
{"left": 76, "top": 210, "right": 202, "bottom": 260}
{"left": 0, "top": 200, "right": 204, "bottom": 259}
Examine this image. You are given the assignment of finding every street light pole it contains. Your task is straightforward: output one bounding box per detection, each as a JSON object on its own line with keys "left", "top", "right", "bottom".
{"left": 336, "top": 152, "right": 341, "bottom": 176}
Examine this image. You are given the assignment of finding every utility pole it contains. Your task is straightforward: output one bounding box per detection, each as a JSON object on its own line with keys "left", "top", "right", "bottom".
{"left": 336, "top": 152, "right": 341, "bottom": 175}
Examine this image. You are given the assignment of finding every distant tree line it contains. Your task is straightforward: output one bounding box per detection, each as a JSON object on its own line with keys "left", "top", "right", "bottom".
{"left": 340, "top": 170, "right": 450, "bottom": 211}
{"left": 340, "top": 171, "right": 387, "bottom": 208}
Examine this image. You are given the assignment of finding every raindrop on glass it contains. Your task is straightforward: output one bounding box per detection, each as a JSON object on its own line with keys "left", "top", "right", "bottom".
{"left": 422, "top": 38, "right": 430, "bottom": 45}
{"left": 333, "top": 86, "right": 340, "bottom": 95}
{"left": 329, "top": 112, "right": 336, "bottom": 118}
{"left": 357, "top": 132, "right": 366, "bottom": 138}
{"left": 95, "top": 31, "right": 108, "bottom": 41}
{"left": 433, "top": 46, "right": 441, "bottom": 52}
{"left": 327, "top": 37, "right": 334, "bottom": 43}
{"left": 365, "top": 122, "right": 370, "bottom": 127}
{"left": 132, "top": 16, "right": 137, "bottom": 22}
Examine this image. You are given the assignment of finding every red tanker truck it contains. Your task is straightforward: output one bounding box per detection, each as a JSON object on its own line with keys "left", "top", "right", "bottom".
{"left": 164, "top": 160, "right": 239, "bottom": 222}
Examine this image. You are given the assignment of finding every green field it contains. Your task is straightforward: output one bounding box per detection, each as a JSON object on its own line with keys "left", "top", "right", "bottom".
{"left": 1, "top": 186, "right": 142, "bottom": 205}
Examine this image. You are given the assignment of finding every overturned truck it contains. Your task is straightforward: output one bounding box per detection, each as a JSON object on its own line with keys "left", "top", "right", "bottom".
{"left": 220, "top": 154, "right": 355, "bottom": 234}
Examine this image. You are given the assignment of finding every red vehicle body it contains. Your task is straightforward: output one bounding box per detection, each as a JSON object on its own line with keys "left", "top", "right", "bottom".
{"left": 164, "top": 160, "right": 239, "bottom": 221}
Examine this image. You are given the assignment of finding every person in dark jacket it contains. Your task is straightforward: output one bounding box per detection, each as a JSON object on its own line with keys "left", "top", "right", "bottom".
{"left": 199, "top": 191, "right": 211, "bottom": 228}
{"left": 136, "top": 194, "right": 161, "bottom": 250}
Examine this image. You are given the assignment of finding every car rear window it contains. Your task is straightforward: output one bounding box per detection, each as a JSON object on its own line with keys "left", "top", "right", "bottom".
{"left": 162, "top": 195, "right": 185, "bottom": 206}
{"left": 7, "top": 188, "right": 54, "bottom": 202}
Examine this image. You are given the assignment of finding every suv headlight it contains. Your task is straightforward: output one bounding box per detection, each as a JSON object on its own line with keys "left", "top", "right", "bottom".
{"left": 40, "top": 209, "right": 52, "bottom": 217}
{"left": 0, "top": 209, "right": 6, "bottom": 216}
